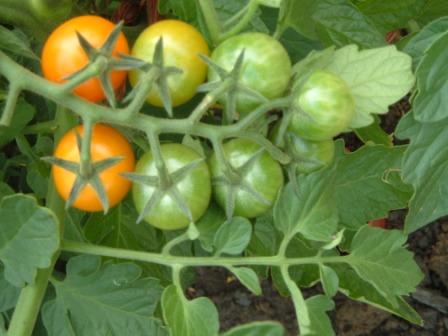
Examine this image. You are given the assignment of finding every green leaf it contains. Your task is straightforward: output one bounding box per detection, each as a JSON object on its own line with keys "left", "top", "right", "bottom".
{"left": 356, "top": 0, "right": 425, "bottom": 33}
{"left": 42, "top": 255, "right": 167, "bottom": 336}
{"left": 216, "top": 0, "right": 269, "bottom": 33}
{"left": 213, "top": 217, "right": 252, "bottom": 255}
{"left": 0, "top": 314, "right": 5, "bottom": 335}
{"left": 257, "top": 0, "right": 281, "bottom": 8}
{"left": 247, "top": 214, "right": 278, "bottom": 257}
{"left": 396, "top": 113, "right": 448, "bottom": 233}
{"left": 412, "top": 31, "right": 448, "bottom": 122}
{"left": 347, "top": 226, "right": 424, "bottom": 306}
{"left": 354, "top": 116, "right": 393, "bottom": 146}
{"left": 221, "top": 321, "right": 284, "bottom": 336}
{"left": 333, "top": 263, "right": 423, "bottom": 325}
{"left": 0, "top": 194, "right": 60, "bottom": 287}
{"left": 0, "top": 183, "right": 13, "bottom": 202}
{"left": 313, "top": 0, "right": 385, "bottom": 49}
{"left": 196, "top": 203, "right": 226, "bottom": 253}
{"left": 333, "top": 144, "right": 411, "bottom": 229}
{"left": 260, "top": 6, "right": 324, "bottom": 63}
{"left": 84, "top": 200, "right": 172, "bottom": 283}
{"left": 402, "top": 16, "right": 448, "bottom": 68}
{"left": 0, "top": 27, "right": 38, "bottom": 60}
{"left": 272, "top": 237, "right": 322, "bottom": 295}
{"left": 274, "top": 173, "right": 337, "bottom": 242}
{"left": 323, "top": 44, "right": 414, "bottom": 128}
{"left": 320, "top": 265, "right": 339, "bottom": 297}
{"left": 84, "top": 200, "right": 163, "bottom": 253}
{"left": 227, "top": 266, "right": 262, "bottom": 295}
{"left": 302, "top": 295, "right": 335, "bottom": 336}
{"left": 277, "top": 0, "right": 320, "bottom": 40}
{"left": 162, "top": 285, "right": 219, "bottom": 336}
{"left": 0, "top": 99, "right": 35, "bottom": 148}
{"left": 0, "top": 266, "right": 20, "bottom": 312}
{"left": 416, "top": 0, "right": 448, "bottom": 25}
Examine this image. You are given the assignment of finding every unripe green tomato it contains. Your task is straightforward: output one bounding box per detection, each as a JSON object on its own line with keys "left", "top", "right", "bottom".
{"left": 208, "top": 32, "right": 292, "bottom": 116}
{"left": 286, "top": 133, "right": 335, "bottom": 174}
{"left": 132, "top": 144, "right": 211, "bottom": 230}
{"left": 288, "top": 70, "right": 355, "bottom": 141}
{"left": 209, "top": 139, "right": 284, "bottom": 218}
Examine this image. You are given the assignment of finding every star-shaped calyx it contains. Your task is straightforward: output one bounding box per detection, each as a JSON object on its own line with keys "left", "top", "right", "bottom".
{"left": 121, "top": 158, "right": 204, "bottom": 223}
{"left": 213, "top": 147, "right": 271, "bottom": 219}
{"left": 42, "top": 132, "right": 123, "bottom": 213}
{"left": 123, "top": 39, "right": 182, "bottom": 117}
{"left": 65, "top": 21, "right": 147, "bottom": 107}
{"left": 198, "top": 51, "right": 269, "bottom": 123}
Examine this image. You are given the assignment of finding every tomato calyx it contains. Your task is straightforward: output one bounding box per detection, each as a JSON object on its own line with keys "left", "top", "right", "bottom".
{"left": 42, "top": 131, "right": 124, "bottom": 213}
{"left": 125, "top": 38, "right": 182, "bottom": 117}
{"left": 123, "top": 157, "right": 205, "bottom": 224}
{"left": 212, "top": 147, "right": 271, "bottom": 219}
{"left": 63, "top": 21, "right": 146, "bottom": 107}
{"left": 201, "top": 51, "right": 268, "bottom": 123}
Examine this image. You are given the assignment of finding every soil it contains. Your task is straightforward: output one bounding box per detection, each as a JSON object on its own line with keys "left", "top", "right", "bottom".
{"left": 188, "top": 100, "right": 448, "bottom": 335}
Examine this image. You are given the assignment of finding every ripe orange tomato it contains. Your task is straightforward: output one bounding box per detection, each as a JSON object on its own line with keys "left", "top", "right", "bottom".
{"left": 53, "top": 124, "right": 135, "bottom": 212}
{"left": 41, "top": 16, "right": 129, "bottom": 102}
{"left": 129, "top": 19, "right": 209, "bottom": 107}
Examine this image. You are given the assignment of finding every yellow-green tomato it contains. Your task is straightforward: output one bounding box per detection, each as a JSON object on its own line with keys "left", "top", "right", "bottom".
{"left": 289, "top": 70, "right": 355, "bottom": 141}
{"left": 286, "top": 133, "right": 335, "bottom": 174}
{"left": 129, "top": 20, "right": 209, "bottom": 107}
{"left": 208, "top": 32, "right": 292, "bottom": 116}
{"left": 132, "top": 144, "right": 211, "bottom": 230}
{"left": 209, "top": 139, "right": 284, "bottom": 218}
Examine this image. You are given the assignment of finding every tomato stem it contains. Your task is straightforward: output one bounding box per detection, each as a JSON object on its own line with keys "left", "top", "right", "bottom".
{"left": 61, "top": 240, "right": 348, "bottom": 267}
{"left": 219, "top": 0, "right": 259, "bottom": 41}
{"left": 0, "top": 83, "right": 20, "bottom": 127}
{"left": 196, "top": 0, "right": 222, "bottom": 46}
{"left": 6, "top": 106, "right": 75, "bottom": 336}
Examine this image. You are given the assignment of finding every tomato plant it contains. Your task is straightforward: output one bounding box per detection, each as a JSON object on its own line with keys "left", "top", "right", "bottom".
{"left": 209, "top": 138, "right": 284, "bottom": 218}
{"left": 288, "top": 70, "right": 355, "bottom": 141}
{"left": 0, "top": 1, "right": 443, "bottom": 336}
{"left": 53, "top": 124, "right": 135, "bottom": 212}
{"left": 208, "top": 32, "right": 292, "bottom": 115}
{"left": 132, "top": 143, "right": 211, "bottom": 230}
{"left": 286, "top": 133, "right": 335, "bottom": 174}
{"left": 41, "top": 15, "right": 129, "bottom": 102}
{"left": 129, "top": 20, "right": 209, "bottom": 107}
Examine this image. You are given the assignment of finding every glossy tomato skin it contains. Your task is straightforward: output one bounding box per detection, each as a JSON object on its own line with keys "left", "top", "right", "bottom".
{"left": 209, "top": 32, "right": 292, "bottom": 115}
{"left": 133, "top": 144, "right": 211, "bottom": 230}
{"left": 288, "top": 70, "right": 355, "bottom": 141}
{"left": 53, "top": 124, "right": 135, "bottom": 212}
{"left": 129, "top": 20, "right": 209, "bottom": 107}
{"left": 209, "top": 139, "right": 284, "bottom": 218}
{"left": 41, "top": 16, "right": 129, "bottom": 102}
{"left": 287, "top": 133, "right": 335, "bottom": 174}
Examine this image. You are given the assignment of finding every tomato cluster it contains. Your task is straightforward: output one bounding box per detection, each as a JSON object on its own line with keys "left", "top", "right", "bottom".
{"left": 44, "top": 16, "right": 357, "bottom": 230}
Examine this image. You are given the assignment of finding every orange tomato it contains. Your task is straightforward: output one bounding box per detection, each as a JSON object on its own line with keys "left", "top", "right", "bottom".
{"left": 41, "top": 16, "right": 129, "bottom": 102}
{"left": 53, "top": 124, "right": 135, "bottom": 212}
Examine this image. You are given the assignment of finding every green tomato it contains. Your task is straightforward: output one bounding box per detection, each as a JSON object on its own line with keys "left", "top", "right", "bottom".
{"left": 289, "top": 70, "right": 355, "bottom": 141}
{"left": 209, "top": 32, "right": 292, "bottom": 115}
{"left": 209, "top": 139, "right": 284, "bottom": 218}
{"left": 286, "top": 133, "right": 335, "bottom": 174}
{"left": 132, "top": 144, "right": 211, "bottom": 230}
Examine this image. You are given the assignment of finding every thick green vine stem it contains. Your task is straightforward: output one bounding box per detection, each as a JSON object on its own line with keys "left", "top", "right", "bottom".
{"left": 6, "top": 106, "right": 76, "bottom": 336}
